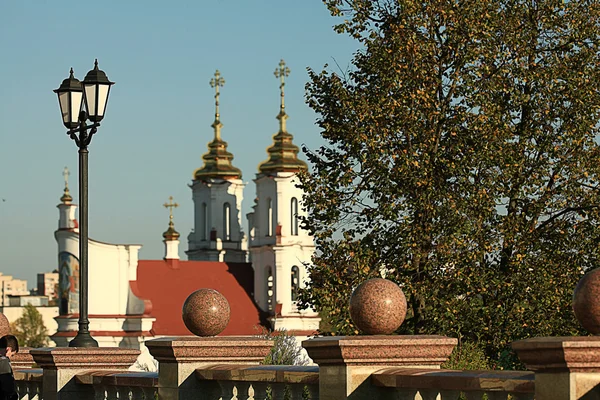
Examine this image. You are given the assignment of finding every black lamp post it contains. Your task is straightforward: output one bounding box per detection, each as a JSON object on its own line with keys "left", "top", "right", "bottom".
{"left": 54, "top": 59, "right": 114, "bottom": 348}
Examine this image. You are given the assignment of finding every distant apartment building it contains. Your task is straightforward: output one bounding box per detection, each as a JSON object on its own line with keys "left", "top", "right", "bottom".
{"left": 7, "top": 295, "right": 49, "bottom": 307}
{"left": 0, "top": 273, "right": 29, "bottom": 306}
{"left": 37, "top": 271, "right": 59, "bottom": 300}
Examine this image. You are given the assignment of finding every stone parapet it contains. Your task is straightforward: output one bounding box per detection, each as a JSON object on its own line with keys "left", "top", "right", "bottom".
{"left": 303, "top": 335, "right": 457, "bottom": 367}
{"left": 303, "top": 335, "right": 457, "bottom": 400}
{"left": 146, "top": 336, "right": 271, "bottom": 364}
{"left": 146, "top": 336, "right": 272, "bottom": 400}
{"left": 11, "top": 347, "right": 34, "bottom": 368}
{"left": 513, "top": 336, "right": 600, "bottom": 373}
{"left": 513, "top": 337, "right": 600, "bottom": 400}
{"left": 30, "top": 347, "right": 140, "bottom": 400}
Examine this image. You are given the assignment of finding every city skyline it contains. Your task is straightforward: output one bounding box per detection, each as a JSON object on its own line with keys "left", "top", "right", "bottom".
{"left": 0, "top": 1, "right": 359, "bottom": 285}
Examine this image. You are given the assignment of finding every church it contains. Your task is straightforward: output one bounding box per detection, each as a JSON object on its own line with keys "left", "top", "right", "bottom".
{"left": 53, "top": 61, "right": 320, "bottom": 348}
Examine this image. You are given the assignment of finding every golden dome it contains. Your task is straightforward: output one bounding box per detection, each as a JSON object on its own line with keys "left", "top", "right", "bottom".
{"left": 259, "top": 60, "right": 307, "bottom": 174}
{"left": 193, "top": 70, "right": 242, "bottom": 181}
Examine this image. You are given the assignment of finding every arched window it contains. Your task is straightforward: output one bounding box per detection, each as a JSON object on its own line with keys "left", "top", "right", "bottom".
{"left": 267, "top": 198, "right": 273, "bottom": 236}
{"left": 290, "top": 197, "right": 299, "bottom": 236}
{"left": 291, "top": 266, "right": 300, "bottom": 302}
{"left": 223, "top": 203, "right": 231, "bottom": 241}
{"left": 266, "top": 267, "right": 274, "bottom": 311}
{"left": 201, "top": 203, "right": 207, "bottom": 240}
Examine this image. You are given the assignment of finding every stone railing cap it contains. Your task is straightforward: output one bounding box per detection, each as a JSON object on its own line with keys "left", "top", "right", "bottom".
{"left": 302, "top": 335, "right": 457, "bottom": 367}
{"left": 30, "top": 347, "right": 140, "bottom": 370}
{"left": 513, "top": 336, "right": 600, "bottom": 372}
{"left": 145, "top": 337, "right": 272, "bottom": 364}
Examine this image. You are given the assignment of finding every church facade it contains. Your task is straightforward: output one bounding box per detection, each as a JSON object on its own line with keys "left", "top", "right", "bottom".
{"left": 53, "top": 61, "right": 320, "bottom": 347}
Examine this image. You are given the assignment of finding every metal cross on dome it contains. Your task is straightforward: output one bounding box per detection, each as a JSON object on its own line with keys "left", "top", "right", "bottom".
{"left": 63, "top": 166, "right": 70, "bottom": 189}
{"left": 163, "top": 196, "right": 179, "bottom": 220}
{"left": 210, "top": 70, "right": 225, "bottom": 120}
{"left": 274, "top": 59, "right": 290, "bottom": 111}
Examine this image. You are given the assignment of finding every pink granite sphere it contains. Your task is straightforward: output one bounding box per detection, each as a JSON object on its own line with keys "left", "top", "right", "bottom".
{"left": 349, "top": 278, "right": 407, "bottom": 335}
{"left": 0, "top": 313, "right": 9, "bottom": 337}
{"left": 182, "top": 289, "right": 230, "bottom": 337}
{"left": 573, "top": 269, "right": 600, "bottom": 334}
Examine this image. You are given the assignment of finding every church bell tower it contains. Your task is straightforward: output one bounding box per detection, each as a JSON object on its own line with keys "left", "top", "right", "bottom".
{"left": 247, "top": 60, "right": 319, "bottom": 333}
{"left": 187, "top": 70, "right": 247, "bottom": 262}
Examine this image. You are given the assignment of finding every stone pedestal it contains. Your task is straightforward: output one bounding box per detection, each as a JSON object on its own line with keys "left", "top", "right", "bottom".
{"left": 146, "top": 336, "right": 272, "bottom": 400}
{"left": 513, "top": 337, "right": 600, "bottom": 400}
{"left": 30, "top": 347, "right": 140, "bottom": 400}
{"left": 11, "top": 347, "right": 34, "bottom": 369}
{"left": 302, "top": 335, "right": 457, "bottom": 400}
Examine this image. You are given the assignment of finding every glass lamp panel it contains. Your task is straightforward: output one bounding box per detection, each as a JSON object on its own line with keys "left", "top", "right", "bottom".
{"left": 84, "top": 83, "right": 97, "bottom": 117}
{"left": 70, "top": 91, "right": 83, "bottom": 124}
{"left": 96, "top": 84, "right": 110, "bottom": 117}
{"left": 58, "top": 92, "right": 70, "bottom": 125}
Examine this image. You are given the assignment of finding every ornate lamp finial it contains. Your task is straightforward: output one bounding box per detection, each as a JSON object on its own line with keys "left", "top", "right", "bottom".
{"left": 274, "top": 59, "right": 290, "bottom": 132}
{"left": 209, "top": 70, "right": 226, "bottom": 140}
{"left": 61, "top": 166, "right": 73, "bottom": 203}
{"left": 162, "top": 196, "right": 180, "bottom": 240}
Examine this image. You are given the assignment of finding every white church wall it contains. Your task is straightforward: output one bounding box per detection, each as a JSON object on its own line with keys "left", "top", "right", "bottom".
{"left": 56, "top": 230, "right": 143, "bottom": 316}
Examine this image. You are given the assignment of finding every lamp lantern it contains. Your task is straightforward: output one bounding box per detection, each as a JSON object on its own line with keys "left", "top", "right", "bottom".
{"left": 54, "top": 68, "right": 83, "bottom": 130}
{"left": 82, "top": 59, "right": 114, "bottom": 123}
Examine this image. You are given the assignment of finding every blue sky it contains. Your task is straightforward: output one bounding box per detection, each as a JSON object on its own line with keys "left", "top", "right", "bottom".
{"left": 0, "top": 1, "right": 359, "bottom": 287}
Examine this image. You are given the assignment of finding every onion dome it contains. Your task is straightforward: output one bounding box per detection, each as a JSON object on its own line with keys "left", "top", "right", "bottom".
{"left": 163, "top": 221, "right": 180, "bottom": 241}
{"left": 162, "top": 196, "right": 180, "bottom": 241}
{"left": 193, "top": 70, "right": 242, "bottom": 181}
{"left": 258, "top": 60, "right": 307, "bottom": 174}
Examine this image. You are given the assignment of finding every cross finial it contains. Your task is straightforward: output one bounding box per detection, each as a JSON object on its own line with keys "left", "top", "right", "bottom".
{"left": 63, "top": 167, "right": 70, "bottom": 189}
{"left": 60, "top": 166, "right": 73, "bottom": 203}
{"left": 274, "top": 59, "right": 290, "bottom": 132}
{"left": 210, "top": 70, "right": 225, "bottom": 140}
{"left": 163, "top": 196, "right": 179, "bottom": 221}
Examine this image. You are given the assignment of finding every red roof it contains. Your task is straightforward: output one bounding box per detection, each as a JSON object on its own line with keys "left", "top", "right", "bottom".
{"left": 131, "top": 260, "right": 269, "bottom": 336}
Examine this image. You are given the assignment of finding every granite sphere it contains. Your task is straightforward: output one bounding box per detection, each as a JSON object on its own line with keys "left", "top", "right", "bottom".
{"left": 349, "top": 278, "right": 407, "bottom": 335}
{"left": 0, "top": 314, "right": 9, "bottom": 337}
{"left": 182, "top": 289, "right": 230, "bottom": 337}
{"left": 573, "top": 269, "right": 600, "bottom": 334}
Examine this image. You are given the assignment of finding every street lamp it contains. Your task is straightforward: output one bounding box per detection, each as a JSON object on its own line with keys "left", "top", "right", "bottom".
{"left": 54, "top": 59, "right": 114, "bottom": 348}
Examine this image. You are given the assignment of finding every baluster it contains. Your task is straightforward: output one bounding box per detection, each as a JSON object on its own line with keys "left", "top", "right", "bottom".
{"left": 288, "top": 384, "right": 304, "bottom": 400}
{"left": 33, "top": 382, "right": 42, "bottom": 400}
{"left": 105, "top": 386, "right": 120, "bottom": 400}
{"left": 218, "top": 380, "right": 236, "bottom": 400}
{"left": 305, "top": 384, "right": 318, "bottom": 400}
{"left": 27, "top": 381, "right": 41, "bottom": 400}
{"left": 394, "top": 389, "right": 420, "bottom": 400}
{"left": 235, "top": 382, "right": 251, "bottom": 400}
{"left": 94, "top": 385, "right": 108, "bottom": 400}
{"left": 142, "top": 387, "right": 158, "bottom": 400}
{"left": 270, "top": 383, "right": 287, "bottom": 400}
{"left": 129, "top": 387, "right": 145, "bottom": 400}
{"left": 439, "top": 390, "right": 461, "bottom": 400}
{"left": 251, "top": 383, "right": 270, "bottom": 400}
{"left": 16, "top": 381, "right": 28, "bottom": 400}
{"left": 121, "top": 387, "right": 133, "bottom": 400}
{"left": 418, "top": 389, "right": 442, "bottom": 400}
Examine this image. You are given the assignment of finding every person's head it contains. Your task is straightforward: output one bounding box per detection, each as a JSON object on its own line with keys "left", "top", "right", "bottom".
{"left": 0, "top": 335, "right": 19, "bottom": 359}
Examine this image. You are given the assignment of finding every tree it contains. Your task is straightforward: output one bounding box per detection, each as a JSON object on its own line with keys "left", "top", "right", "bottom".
{"left": 257, "top": 328, "right": 309, "bottom": 366}
{"left": 11, "top": 304, "right": 49, "bottom": 348}
{"left": 298, "top": 0, "right": 600, "bottom": 362}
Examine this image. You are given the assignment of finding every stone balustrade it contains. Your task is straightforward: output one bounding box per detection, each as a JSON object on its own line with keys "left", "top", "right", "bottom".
{"left": 195, "top": 364, "right": 319, "bottom": 400}
{"left": 372, "top": 368, "right": 535, "bottom": 400}
{"left": 10, "top": 271, "right": 600, "bottom": 399}
{"left": 14, "top": 368, "right": 43, "bottom": 400}
{"left": 75, "top": 370, "right": 158, "bottom": 400}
